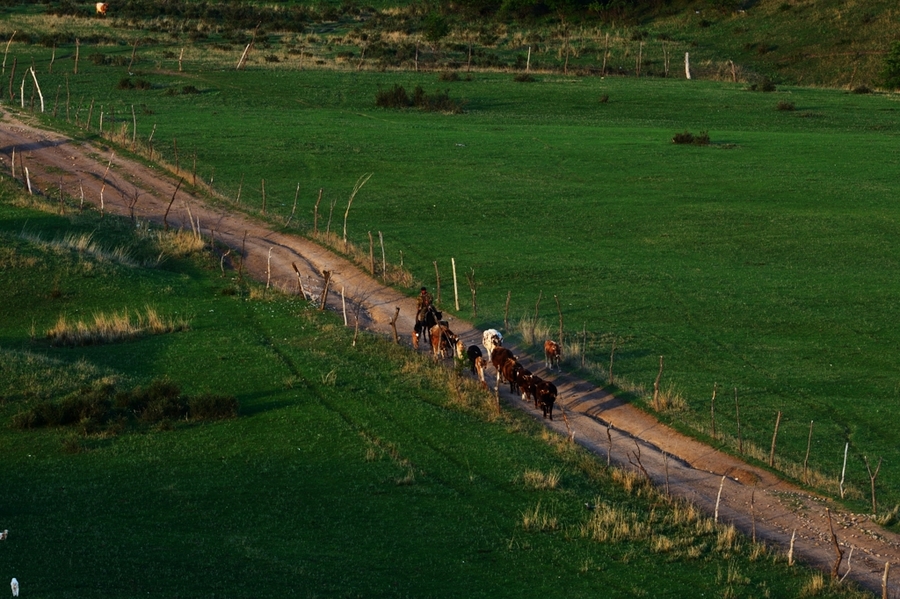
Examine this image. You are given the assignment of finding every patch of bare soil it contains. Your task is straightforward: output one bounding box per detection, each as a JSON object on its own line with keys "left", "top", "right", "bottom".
{"left": 2, "top": 111, "right": 897, "bottom": 596}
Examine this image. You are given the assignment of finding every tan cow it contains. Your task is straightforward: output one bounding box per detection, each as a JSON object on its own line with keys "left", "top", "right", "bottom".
{"left": 544, "top": 340, "right": 561, "bottom": 371}
{"left": 96, "top": 2, "right": 109, "bottom": 14}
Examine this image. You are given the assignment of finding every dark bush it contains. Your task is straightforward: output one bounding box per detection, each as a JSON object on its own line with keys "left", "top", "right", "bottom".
{"left": 776, "top": 100, "right": 795, "bottom": 111}
{"left": 672, "top": 131, "right": 710, "bottom": 145}
{"left": 852, "top": 85, "right": 872, "bottom": 94}
{"left": 375, "top": 84, "right": 411, "bottom": 108}
{"left": 748, "top": 77, "right": 776, "bottom": 92}
{"left": 189, "top": 393, "right": 239, "bottom": 420}
{"left": 264, "top": 54, "right": 280, "bottom": 63}
{"left": 599, "top": 94, "right": 609, "bottom": 103}
{"left": 181, "top": 85, "right": 200, "bottom": 94}
{"left": 11, "top": 378, "right": 240, "bottom": 438}
{"left": 881, "top": 41, "right": 900, "bottom": 89}
{"left": 438, "top": 71, "right": 459, "bottom": 82}
{"left": 514, "top": 73, "right": 535, "bottom": 82}
{"left": 88, "top": 52, "right": 108, "bottom": 65}
{"left": 117, "top": 78, "right": 152, "bottom": 91}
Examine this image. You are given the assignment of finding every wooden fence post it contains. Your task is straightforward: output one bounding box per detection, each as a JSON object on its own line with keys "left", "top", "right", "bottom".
{"left": 451, "top": 257, "right": 460, "bottom": 311}
{"left": 319, "top": 270, "right": 332, "bottom": 311}
{"left": 769, "top": 410, "right": 782, "bottom": 467}
{"left": 803, "top": 420, "right": 814, "bottom": 484}
{"left": 652, "top": 355, "right": 664, "bottom": 411}
{"left": 554, "top": 294, "right": 563, "bottom": 357}
{"left": 504, "top": 290, "right": 511, "bottom": 331}
{"left": 378, "top": 231, "right": 386, "bottom": 279}
{"left": 433, "top": 261, "right": 441, "bottom": 305}
{"left": 389, "top": 307, "right": 400, "bottom": 344}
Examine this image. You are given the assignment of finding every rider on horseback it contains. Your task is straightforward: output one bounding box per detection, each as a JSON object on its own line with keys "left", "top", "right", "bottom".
{"left": 414, "top": 287, "right": 436, "bottom": 348}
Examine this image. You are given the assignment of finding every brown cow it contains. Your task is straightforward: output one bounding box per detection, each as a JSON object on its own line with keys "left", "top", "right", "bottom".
{"left": 490, "top": 347, "right": 516, "bottom": 392}
{"left": 96, "top": 2, "right": 108, "bottom": 14}
{"left": 429, "top": 323, "right": 457, "bottom": 359}
{"left": 473, "top": 356, "right": 488, "bottom": 390}
{"left": 501, "top": 358, "right": 522, "bottom": 395}
{"left": 544, "top": 340, "right": 561, "bottom": 371}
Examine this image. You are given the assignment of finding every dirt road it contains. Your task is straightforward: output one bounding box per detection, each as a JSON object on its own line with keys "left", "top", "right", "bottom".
{"left": 2, "top": 111, "right": 898, "bottom": 596}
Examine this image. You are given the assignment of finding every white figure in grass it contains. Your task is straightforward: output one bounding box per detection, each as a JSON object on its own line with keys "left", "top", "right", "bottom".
{"left": 10, "top": 578, "right": 18, "bottom": 597}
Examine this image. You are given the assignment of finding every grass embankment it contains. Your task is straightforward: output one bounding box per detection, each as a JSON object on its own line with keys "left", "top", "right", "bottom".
{"left": 6, "top": 39, "right": 896, "bottom": 521}
{"left": 0, "top": 180, "right": 867, "bottom": 597}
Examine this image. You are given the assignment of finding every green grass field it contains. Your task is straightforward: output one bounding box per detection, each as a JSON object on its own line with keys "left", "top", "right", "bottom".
{"left": 0, "top": 186, "right": 869, "bottom": 598}
{"left": 4, "top": 31, "right": 900, "bottom": 517}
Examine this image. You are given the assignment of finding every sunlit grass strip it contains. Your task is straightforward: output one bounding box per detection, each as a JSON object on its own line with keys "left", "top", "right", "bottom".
{"left": 46, "top": 306, "right": 189, "bottom": 346}
{"left": 0, "top": 349, "right": 118, "bottom": 401}
{"left": 19, "top": 230, "right": 136, "bottom": 267}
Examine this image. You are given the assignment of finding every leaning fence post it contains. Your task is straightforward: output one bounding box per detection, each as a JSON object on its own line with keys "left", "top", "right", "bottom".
{"left": 451, "top": 257, "right": 460, "bottom": 311}
{"left": 769, "top": 410, "right": 782, "bottom": 467}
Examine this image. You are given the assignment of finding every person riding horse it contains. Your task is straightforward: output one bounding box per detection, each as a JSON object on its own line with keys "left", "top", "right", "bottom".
{"left": 414, "top": 287, "right": 440, "bottom": 348}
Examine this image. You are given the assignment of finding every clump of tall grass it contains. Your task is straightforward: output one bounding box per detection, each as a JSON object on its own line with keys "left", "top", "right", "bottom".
{"left": 19, "top": 231, "right": 136, "bottom": 267}
{"left": 521, "top": 501, "right": 559, "bottom": 532}
{"left": 149, "top": 228, "right": 207, "bottom": 260}
{"left": 522, "top": 469, "right": 561, "bottom": 490}
{"left": 799, "top": 573, "right": 827, "bottom": 597}
{"left": 46, "top": 306, "right": 190, "bottom": 346}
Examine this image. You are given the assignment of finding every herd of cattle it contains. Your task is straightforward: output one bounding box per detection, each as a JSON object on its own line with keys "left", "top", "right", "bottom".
{"left": 415, "top": 319, "right": 561, "bottom": 421}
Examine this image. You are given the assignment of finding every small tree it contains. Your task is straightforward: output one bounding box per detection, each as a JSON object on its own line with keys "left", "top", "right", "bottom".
{"left": 880, "top": 41, "right": 900, "bottom": 90}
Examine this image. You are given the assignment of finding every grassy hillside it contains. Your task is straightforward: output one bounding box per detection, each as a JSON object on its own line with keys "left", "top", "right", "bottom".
{"left": 2, "top": 27, "right": 900, "bottom": 518}
{"left": 0, "top": 185, "right": 869, "bottom": 598}
{"left": 2, "top": 0, "right": 899, "bottom": 87}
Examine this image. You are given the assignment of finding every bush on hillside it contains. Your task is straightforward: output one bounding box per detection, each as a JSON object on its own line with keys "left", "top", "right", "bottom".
{"left": 672, "top": 131, "right": 710, "bottom": 145}
{"left": 776, "top": 100, "right": 795, "bottom": 111}
{"left": 880, "top": 41, "right": 900, "bottom": 90}
{"left": 11, "top": 379, "right": 239, "bottom": 434}
{"left": 375, "top": 84, "right": 463, "bottom": 113}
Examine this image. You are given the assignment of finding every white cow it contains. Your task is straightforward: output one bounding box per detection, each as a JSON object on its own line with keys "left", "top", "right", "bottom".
{"left": 10, "top": 578, "right": 18, "bottom": 597}
{"left": 95, "top": 2, "right": 108, "bottom": 14}
{"left": 482, "top": 328, "right": 503, "bottom": 357}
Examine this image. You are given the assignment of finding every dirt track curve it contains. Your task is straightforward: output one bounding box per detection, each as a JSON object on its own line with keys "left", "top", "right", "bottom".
{"left": 2, "top": 111, "right": 899, "bottom": 596}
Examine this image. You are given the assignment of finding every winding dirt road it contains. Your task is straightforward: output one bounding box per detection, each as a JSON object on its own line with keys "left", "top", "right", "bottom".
{"left": 2, "top": 110, "right": 899, "bottom": 596}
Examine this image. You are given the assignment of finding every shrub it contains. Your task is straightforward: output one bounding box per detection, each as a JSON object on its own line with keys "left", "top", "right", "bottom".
{"left": 776, "top": 100, "right": 795, "bottom": 111}
{"left": 438, "top": 71, "right": 459, "bottom": 82}
{"left": 672, "top": 131, "right": 710, "bottom": 145}
{"left": 748, "top": 77, "right": 776, "bottom": 92}
{"left": 189, "top": 393, "right": 239, "bottom": 420}
{"left": 13, "top": 379, "right": 239, "bottom": 436}
{"left": 514, "top": 73, "right": 536, "bottom": 83}
{"left": 852, "top": 84, "right": 872, "bottom": 94}
{"left": 599, "top": 94, "right": 609, "bottom": 103}
{"left": 375, "top": 84, "right": 411, "bottom": 108}
{"left": 880, "top": 41, "right": 900, "bottom": 90}
{"left": 264, "top": 54, "right": 280, "bottom": 63}
{"left": 375, "top": 84, "right": 462, "bottom": 113}
{"left": 118, "top": 78, "right": 152, "bottom": 91}
{"left": 181, "top": 85, "right": 200, "bottom": 95}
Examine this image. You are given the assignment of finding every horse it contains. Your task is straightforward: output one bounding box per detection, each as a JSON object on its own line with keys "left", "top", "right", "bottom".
{"left": 412, "top": 304, "right": 442, "bottom": 349}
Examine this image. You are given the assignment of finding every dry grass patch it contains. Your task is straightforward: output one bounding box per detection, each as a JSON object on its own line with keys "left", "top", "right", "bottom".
{"left": 799, "top": 573, "right": 827, "bottom": 597}
{"left": 521, "top": 501, "right": 559, "bottom": 532}
{"left": 46, "top": 306, "right": 189, "bottom": 346}
{"left": 21, "top": 231, "right": 136, "bottom": 267}
{"left": 522, "top": 469, "right": 561, "bottom": 490}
